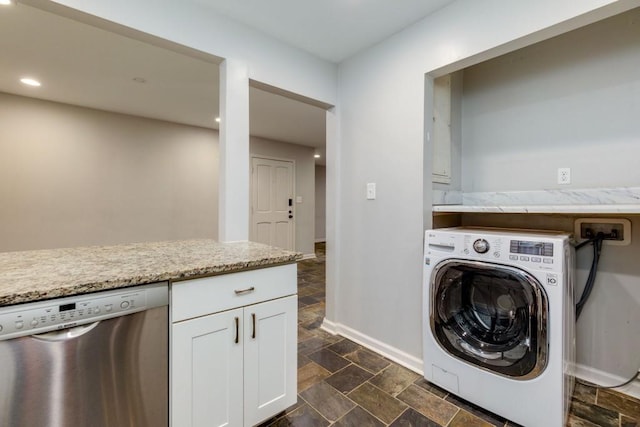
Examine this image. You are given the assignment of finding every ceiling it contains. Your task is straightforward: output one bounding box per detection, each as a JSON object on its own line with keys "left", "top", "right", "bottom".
{"left": 194, "top": 0, "right": 456, "bottom": 63}
{"left": 0, "top": 0, "right": 455, "bottom": 164}
{"left": 0, "top": 3, "right": 221, "bottom": 129}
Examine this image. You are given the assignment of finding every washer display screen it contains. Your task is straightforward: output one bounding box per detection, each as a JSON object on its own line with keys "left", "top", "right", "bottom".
{"left": 509, "top": 240, "right": 553, "bottom": 257}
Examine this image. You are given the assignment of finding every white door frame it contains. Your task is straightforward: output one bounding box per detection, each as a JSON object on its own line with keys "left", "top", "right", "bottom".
{"left": 250, "top": 155, "right": 296, "bottom": 251}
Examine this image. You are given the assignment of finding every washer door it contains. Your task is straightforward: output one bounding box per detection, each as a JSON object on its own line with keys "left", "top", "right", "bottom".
{"left": 430, "top": 259, "right": 548, "bottom": 379}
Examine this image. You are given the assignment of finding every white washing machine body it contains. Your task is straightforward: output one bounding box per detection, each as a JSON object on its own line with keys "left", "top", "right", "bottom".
{"left": 423, "top": 227, "right": 575, "bottom": 427}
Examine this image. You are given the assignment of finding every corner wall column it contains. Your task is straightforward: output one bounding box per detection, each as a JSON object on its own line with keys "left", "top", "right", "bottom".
{"left": 324, "top": 106, "right": 339, "bottom": 324}
{"left": 219, "top": 59, "right": 250, "bottom": 242}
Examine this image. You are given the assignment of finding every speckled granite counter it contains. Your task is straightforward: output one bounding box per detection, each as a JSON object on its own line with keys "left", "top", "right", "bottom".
{"left": 0, "top": 240, "right": 302, "bottom": 306}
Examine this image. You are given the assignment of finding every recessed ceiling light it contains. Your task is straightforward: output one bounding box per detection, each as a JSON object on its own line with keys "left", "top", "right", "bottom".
{"left": 215, "top": 117, "right": 221, "bottom": 123}
{"left": 20, "top": 78, "right": 41, "bottom": 87}
{"left": 0, "top": 0, "right": 12, "bottom": 6}
{"left": 314, "top": 154, "right": 321, "bottom": 159}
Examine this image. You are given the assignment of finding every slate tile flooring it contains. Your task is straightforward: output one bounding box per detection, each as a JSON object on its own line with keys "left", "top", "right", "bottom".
{"left": 259, "top": 243, "right": 640, "bottom": 427}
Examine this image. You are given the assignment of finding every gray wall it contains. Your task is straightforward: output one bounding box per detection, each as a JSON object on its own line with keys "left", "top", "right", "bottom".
{"left": 461, "top": 8, "right": 640, "bottom": 192}
{"left": 315, "top": 165, "right": 326, "bottom": 242}
{"left": 250, "top": 136, "right": 315, "bottom": 256}
{"left": 0, "top": 92, "right": 219, "bottom": 251}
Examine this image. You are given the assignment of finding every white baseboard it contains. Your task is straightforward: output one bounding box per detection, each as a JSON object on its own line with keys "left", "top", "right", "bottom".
{"left": 301, "top": 253, "right": 317, "bottom": 260}
{"left": 315, "top": 238, "right": 326, "bottom": 243}
{"left": 574, "top": 363, "right": 640, "bottom": 399}
{"left": 320, "top": 318, "right": 338, "bottom": 334}
{"left": 320, "top": 318, "right": 423, "bottom": 375}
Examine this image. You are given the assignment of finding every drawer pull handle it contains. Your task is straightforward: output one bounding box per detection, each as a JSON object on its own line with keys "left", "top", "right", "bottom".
{"left": 251, "top": 313, "right": 256, "bottom": 339}
{"left": 234, "top": 286, "right": 255, "bottom": 295}
{"left": 234, "top": 317, "right": 239, "bottom": 344}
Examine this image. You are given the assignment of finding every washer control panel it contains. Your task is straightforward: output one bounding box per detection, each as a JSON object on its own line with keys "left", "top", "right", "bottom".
{"left": 425, "top": 229, "right": 566, "bottom": 273}
{"left": 0, "top": 285, "right": 155, "bottom": 341}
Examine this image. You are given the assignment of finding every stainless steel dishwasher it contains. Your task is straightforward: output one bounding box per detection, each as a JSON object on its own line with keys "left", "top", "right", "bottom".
{"left": 0, "top": 281, "right": 168, "bottom": 427}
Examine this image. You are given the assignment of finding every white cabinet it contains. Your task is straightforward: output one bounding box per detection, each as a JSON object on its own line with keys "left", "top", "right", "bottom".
{"left": 243, "top": 296, "right": 297, "bottom": 426}
{"left": 172, "top": 308, "right": 244, "bottom": 427}
{"left": 171, "top": 264, "right": 297, "bottom": 427}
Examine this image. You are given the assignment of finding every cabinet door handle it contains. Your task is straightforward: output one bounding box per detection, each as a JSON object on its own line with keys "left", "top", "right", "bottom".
{"left": 234, "top": 316, "right": 239, "bottom": 344}
{"left": 251, "top": 313, "right": 256, "bottom": 339}
{"left": 234, "top": 286, "right": 255, "bottom": 295}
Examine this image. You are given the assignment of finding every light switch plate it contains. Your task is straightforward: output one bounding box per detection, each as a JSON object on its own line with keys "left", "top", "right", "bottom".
{"left": 366, "top": 183, "right": 376, "bottom": 200}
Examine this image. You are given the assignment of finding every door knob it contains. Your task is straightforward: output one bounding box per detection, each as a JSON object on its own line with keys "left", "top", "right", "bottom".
{"left": 289, "top": 215, "right": 293, "bottom": 219}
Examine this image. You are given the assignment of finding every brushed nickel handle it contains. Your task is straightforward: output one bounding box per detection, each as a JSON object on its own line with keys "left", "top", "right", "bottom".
{"left": 234, "top": 317, "right": 239, "bottom": 344}
{"left": 234, "top": 286, "right": 255, "bottom": 295}
{"left": 251, "top": 313, "right": 256, "bottom": 339}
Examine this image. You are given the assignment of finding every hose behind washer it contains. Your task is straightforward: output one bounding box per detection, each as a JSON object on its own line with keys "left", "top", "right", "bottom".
{"left": 575, "top": 232, "right": 605, "bottom": 320}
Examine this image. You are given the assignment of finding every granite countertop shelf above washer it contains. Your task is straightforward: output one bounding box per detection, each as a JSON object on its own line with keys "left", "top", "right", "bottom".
{"left": 0, "top": 239, "right": 302, "bottom": 306}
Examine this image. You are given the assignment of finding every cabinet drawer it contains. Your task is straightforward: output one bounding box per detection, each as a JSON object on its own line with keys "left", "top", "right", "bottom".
{"left": 171, "top": 264, "right": 297, "bottom": 322}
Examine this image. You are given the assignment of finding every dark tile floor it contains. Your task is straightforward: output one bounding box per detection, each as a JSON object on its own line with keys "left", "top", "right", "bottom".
{"left": 260, "top": 243, "right": 640, "bottom": 427}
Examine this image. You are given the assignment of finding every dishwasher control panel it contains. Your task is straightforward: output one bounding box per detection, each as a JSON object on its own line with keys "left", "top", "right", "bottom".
{"left": 0, "top": 282, "right": 168, "bottom": 341}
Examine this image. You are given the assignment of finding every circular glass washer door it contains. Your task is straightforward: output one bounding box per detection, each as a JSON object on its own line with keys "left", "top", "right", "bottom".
{"left": 430, "top": 259, "right": 548, "bottom": 379}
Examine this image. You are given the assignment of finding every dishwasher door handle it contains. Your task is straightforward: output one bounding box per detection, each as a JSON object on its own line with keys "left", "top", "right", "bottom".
{"left": 31, "top": 321, "right": 101, "bottom": 342}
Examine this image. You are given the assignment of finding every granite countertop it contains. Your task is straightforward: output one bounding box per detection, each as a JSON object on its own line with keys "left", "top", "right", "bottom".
{"left": 0, "top": 240, "right": 302, "bottom": 306}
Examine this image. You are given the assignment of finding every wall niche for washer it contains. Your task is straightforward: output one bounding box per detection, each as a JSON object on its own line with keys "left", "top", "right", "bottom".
{"left": 432, "top": 6, "right": 640, "bottom": 197}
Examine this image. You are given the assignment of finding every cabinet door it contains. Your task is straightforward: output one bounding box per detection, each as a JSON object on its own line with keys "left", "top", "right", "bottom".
{"left": 172, "top": 308, "right": 243, "bottom": 427}
{"left": 243, "top": 295, "right": 297, "bottom": 427}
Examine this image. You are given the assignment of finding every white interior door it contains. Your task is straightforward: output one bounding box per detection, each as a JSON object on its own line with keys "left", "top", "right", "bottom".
{"left": 251, "top": 157, "right": 294, "bottom": 250}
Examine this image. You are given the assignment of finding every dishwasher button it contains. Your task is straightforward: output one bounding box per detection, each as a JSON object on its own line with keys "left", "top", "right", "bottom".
{"left": 105, "top": 304, "right": 113, "bottom": 313}
{"left": 31, "top": 319, "right": 38, "bottom": 327}
{"left": 15, "top": 320, "right": 24, "bottom": 330}
{"left": 0, "top": 324, "right": 3, "bottom": 332}
{"left": 120, "top": 301, "right": 130, "bottom": 309}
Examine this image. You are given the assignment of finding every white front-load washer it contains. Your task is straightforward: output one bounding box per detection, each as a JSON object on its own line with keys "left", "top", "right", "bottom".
{"left": 423, "top": 227, "right": 575, "bottom": 427}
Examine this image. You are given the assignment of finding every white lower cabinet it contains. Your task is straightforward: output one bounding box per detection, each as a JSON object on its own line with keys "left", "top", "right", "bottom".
{"left": 243, "top": 296, "right": 297, "bottom": 426}
{"left": 171, "top": 264, "right": 297, "bottom": 427}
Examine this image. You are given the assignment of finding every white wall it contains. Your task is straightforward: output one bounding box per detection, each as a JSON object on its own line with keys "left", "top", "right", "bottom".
{"left": 315, "top": 165, "right": 326, "bottom": 242}
{"left": 250, "top": 137, "right": 315, "bottom": 256}
{"left": 0, "top": 92, "right": 218, "bottom": 251}
{"left": 333, "top": 0, "right": 637, "bottom": 370}
{"left": 461, "top": 8, "right": 640, "bottom": 192}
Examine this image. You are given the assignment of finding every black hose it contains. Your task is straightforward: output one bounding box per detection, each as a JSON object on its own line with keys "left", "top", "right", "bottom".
{"left": 576, "top": 371, "right": 640, "bottom": 389}
{"left": 575, "top": 232, "right": 605, "bottom": 320}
